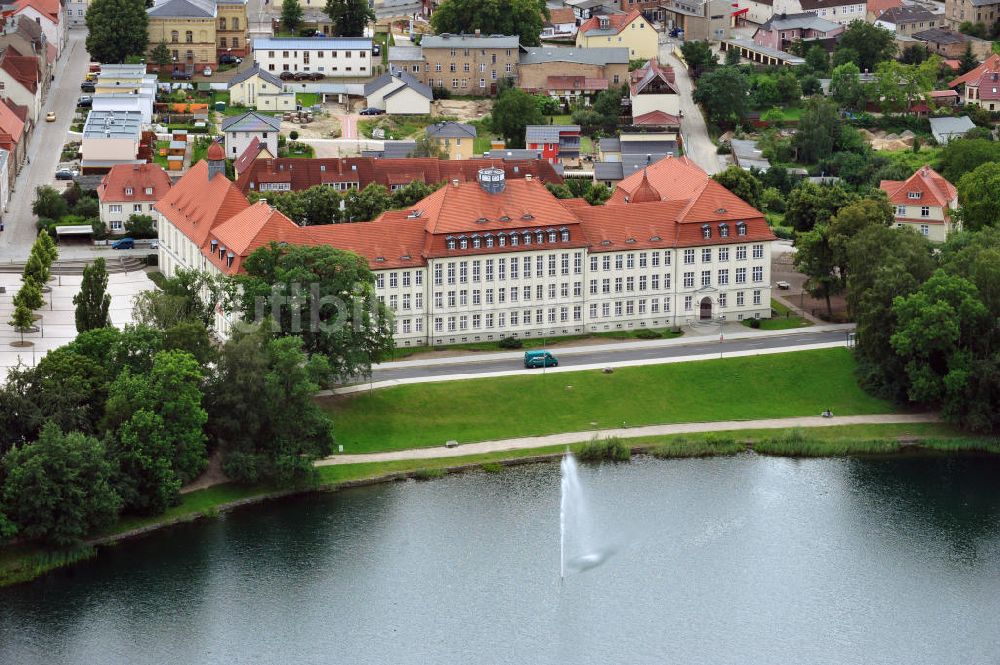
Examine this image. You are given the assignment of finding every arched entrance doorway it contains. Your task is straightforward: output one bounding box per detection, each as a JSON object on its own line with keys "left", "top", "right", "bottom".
{"left": 699, "top": 297, "right": 712, "bottom": 320}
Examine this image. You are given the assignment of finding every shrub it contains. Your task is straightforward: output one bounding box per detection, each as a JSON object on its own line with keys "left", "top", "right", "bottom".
{"left": 480, "top": 462, "right": 503, "bottom": 473}
{"left": 577, "top": 437, "right": 631, "bottom": 462}
{"left": 650, "top": 435, "right": 742, "bottom": 458}
{"left": 771, "top": 227, "right": 795, "bottom": 240}
{"left": 635, "top": 328, "right": 662, "bottom": 340}
{"left": 413, "top": 468, "right": 445, "bottom": 480}
{"left": 289, "top": 130, "right": 299, "bottom": 140}
{"left": 432, "top": 86, "right": 451, "bottom": 100}
{"left": 498, "top": 336, "right": 523, "bottom": 349}
{"left": 748, "top": 318, "right": 762, "bottom": 328}
{"left": 716, "top": 142, "right": 732, "bottom": 154}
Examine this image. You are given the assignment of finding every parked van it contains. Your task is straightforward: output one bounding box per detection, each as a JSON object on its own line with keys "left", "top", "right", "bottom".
{"left": 524, "top": 350, "right": 558, "bottom": 369}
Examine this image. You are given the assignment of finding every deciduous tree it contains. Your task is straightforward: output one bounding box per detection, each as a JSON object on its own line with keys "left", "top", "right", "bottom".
{"left": 85, "top": 0, "right": 148, "bottom": 63}
{"left": 74, "top": 258, "right": 112, "bottom": 333}
{"left": 491, "top": 87, "right": 544, "bottom": 147}
{"left": 280, "top": 0, "right": 303, "bottom": 33}
{"left": 324, "top": 0, "right": 374, "bottom": 37}
{"left": 343, "top": 183, "right": 392, "bottom": 221}
{"left": 956, "top": 162, "right": 1000, "bottom": 231}
{"left": 713, "top": 166, "right": 762, "bottom": 209}
{"left": 430, "top": 0, "right": 547, "bottom": 47}
{"left": 835, "top": 21, "right": 896, "bottom": 72}
{"left": 693, "top": 66, "right": 748, "bottom": 126}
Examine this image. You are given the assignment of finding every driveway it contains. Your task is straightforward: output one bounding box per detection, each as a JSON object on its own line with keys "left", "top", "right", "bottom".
{"left": 0, "top": 30, "right": 90, "bottom": 256}
{"left": 338, "top": 113, "right": 359, "bottom": 139}
{"left": 659, "top": 41, "right": 721, "bottom": 175}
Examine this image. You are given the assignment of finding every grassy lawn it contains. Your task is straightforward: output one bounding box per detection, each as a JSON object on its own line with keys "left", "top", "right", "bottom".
{"left": 994, "top": 41, "right": 1000, "bottom": 55}
{"left": 547, "top": 114, "right": 573, "bottom": 124}
{"left": 296, "top": 92, "right": 321, "bottom": 107}
{"left": 152, "top": 140, "right": 170, "bottom": 168}
{"left": 390, "top": 327, "right": 683, "bottom": 360}
{"left": 473, "top": 134, "right": 495, "bottom": 154}
{"left": 322, "top": 348, "right": 895, "bottom": 452}
{"left": 743, "top": 299, "right": 811, "bottom": 331}
{"left": 358, "top": 114, "right": 457, "bottom": 140}
{"left": 881, "top": 146, "right": 943, "bottom": 172}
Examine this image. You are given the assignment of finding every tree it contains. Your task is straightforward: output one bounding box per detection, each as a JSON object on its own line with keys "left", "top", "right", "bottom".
{"left": 536, "top": 95, "right": 561, "bottom": 116}
{"left": 828, "top": 198, "right": 892, "bottom": 286}
{"left": 724, "top": 48, "right": 741, "bottom": 66}
{"left": 280, "top": 0, "right": 304, "bottom": 34}
{"left": 957, "top": 162, "right": 1000, "bottom": 231}
{"left": 325, "top": 0, "right": 375, "bottom": 36}
{"left": 939, "top": 138, "right": 1000, "bottom": 182}
{"left": 680, "top": 40, "right": 717, "bottom": 77}
{"left": 104, "top": 350, "right": 209, "bottom": 484}
{"left": 1, "top": 423, "right": 120, "bottom": 546}
{"left": 390, "top": 180, "right": 435, "bottom": 208}
{"left": 693, "top": 67, "right": 748, "bottom": 126}
{"left": 784, "top": 181, "right": 857, "bottom": 232}
{"left": 22, "top": 251, "right": 50, "bottom": 287}
{"left": 829, "top": 62, "right": 866, "bottom": 110}
{"left": 107, "top": 409, "right": 182, "bottom": 515}
{"left": 793, "top": 97, "right": 842, "bottom": 163}
{"left": 85, "top": 0, "right": 148, "bottom": 63}
{"left": 591, "top": 84, "right": 627, "bottom": 135}
{"left": 74, "top": 258, "right": 112, "bottom": 333}
{"left": 150, "top": 40, "right": 172, "bottom": 67}
{"left": 958, "top": 43, "right": 979, "bottom": 74}
{"left": 805, "top": 45, "right": 829, "bottom": 75}
{"left": 36, "top": 231, "right": 58, "bottom": 266}
{"left": 794, "top": 223, "right": 840, "bottom": 317}
{"left": 835, "top": 21, "right": 896, "bottom": 72}
{"left": 800, "top": 75, "right": 822, "bottom": 96}
{"left": 873, "top": 57, "right": 938, "bottom": 113}
{"left": 132, "top": 269, "right": 227, "bottom": 331}
{"left": 430, "top": 0, "right": 547, "bottom": 47}
{"left": 583, "top": 183, "right": 611, "bottom": 206}
{"left": 33, "top": 185, "right": 68, "bottom": 220}
{"left": 31, "top": 348, "right": 109, "bottom": 435}
{"left": 14, "top": 277, "right": 44, "bottom": 314}
{"left": 124, "top": 214, "right": 157, "bottom": 238}
{"left": 343, "top": 183, "right": 392, "bottom": 222}
{"left": 412, "top": 132, "right": 445, "bottom": 158}
{"left": 491, "top": 87, "right": 544, "bottom": 147}
{"left": 900, "top": 44, "right": 929, "bottom": 65}
{"left": 832, "top": 47, "right": 859, "bottom": 68}
{"left": 713, "top": 166, "right": 762, "bottom": 209}
{"left": 8, "top": 302, "right": 33, "bottom": 345}
{"left": 235, "top": 244, "right": 394, "bottom": 381}
{"left": 958, "top": 20, "right": 988, "bottom": 38}
{"left": 206, "top": 327, "right": 334, "bottom": 485}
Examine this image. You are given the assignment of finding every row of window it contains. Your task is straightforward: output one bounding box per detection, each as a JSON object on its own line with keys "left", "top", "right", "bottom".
{"left": 683, "top": 245, "right": 763, "bottom": 264}
{"left": 895, "top": 205, "right": 932, "bottom": 218}
{"left": 428, "top": 283, "right": 584, "bottom": 309}
{"left": 107, "top": 202, "right": 155, "bottom": 215}
{"left": 682, "top": 267, "right": 764, "bottom": 287}
{"left": 589, "top": 251, "right": 671, "bottom": 272}
{"left": 266, "top": 50, "right": 365, "bottom": 58}
{"left": 267, "top": 64, "right": 365, "bottom": 72}
{"left": 443, "top": 49, "right": 515, "bottom": 57}
{"left": 431, "top": 62, "right": 514, "bottom": 74}
{"left": 445, "top": 228, "right": 571, "bottom": 250}
{"left": 700, "top": 221, "right": 747, "bottom": 239}
{"left": 431, "top": 254, "right": 584, "bottom": 285}
{"left": 375, "top": 270, "right": 425, "bottom": 289}
{"left": 433, "top": 307, "right": 580, "bottom": 332}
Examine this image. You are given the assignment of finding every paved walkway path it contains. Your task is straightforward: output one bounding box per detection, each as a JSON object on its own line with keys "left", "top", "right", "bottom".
{"left": 316, "top": 413, "right": 940, "bottom": 465}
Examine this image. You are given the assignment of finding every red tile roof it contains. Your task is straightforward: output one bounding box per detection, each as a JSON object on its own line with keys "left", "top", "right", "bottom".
{"left": 867, "top": 0, "right": 901, "bottom": 15}
{"left": 611, "top": 155, "right": 713, "bottom": 203}
{"left": 949, "top": 53, "right": 1000, "bottom": 89}
{"left": 155, "top": 160, "right": 250, "bottom": 250}
{"left": 978, "top": 71, "right": 1000, "bottom": 100}
{"left": 579, "top": 9, "right": 643, "bottom": 36}
{"left": 629, "top": 171, "right": 661, "bottom": 203}
{"left": 630, "top": 59, "right": 677, "bottom": 96}
{"left": 98, "top": 163, "right": 172, "bottom": 204}
{"left": 546, "top": 7, "right": 576, "bottom": 26}
{"left": 632, "top": 109, "right": 681, "bottom": 126}
{"left": 1, "top": 97, "right": 27, "bottom": 124}
{"left": 235, "top": 157, "right": 564, "bottom": 194}
{"left": 0, "top": 51, "right": 39, "bottom": 94}
{"left": 206, "top": 140, "right": 225, "bottom": 161}
{"left": 206, "top": 201, "right": 302, "bottom": 274}
{"left": 14, "top": 0, "right": 60, "bottom": 23}
{"left": 880, "top": 165, "right": 957, "bottom": 208}
{"left": 0, "top": 98, "right": 25, "bottom": 142}
{"left": 546, "top": 75, "right": 609, "bottom": 91}
{"left": 234, "top": 136, "right": 265, "bottom": 175}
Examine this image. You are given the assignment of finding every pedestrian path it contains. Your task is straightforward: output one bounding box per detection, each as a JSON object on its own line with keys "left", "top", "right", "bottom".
{"left": 315, "top": 413, "right": 940, "bottom": 465}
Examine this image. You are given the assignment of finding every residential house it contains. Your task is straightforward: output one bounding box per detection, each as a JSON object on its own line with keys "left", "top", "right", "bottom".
{"left": 80, "top": 110, "right": 144, "bottom": 173}
{"left": 928, "top": 115, "right": 976, "bottom": 143}
{"left": 147, "top": 0, "right": 218, "bottom": 72}
{"left": 866, "top": 0, "right": 901, "bottom": 21}
{"left": 771, "top": 0, "right": 867, "bottom": 24}
{"left": 232, "top": 136, "right": 274, "bottom": 178}
{"left": 948, "top": 53, "right": 1000, "bottom": 104}
{"left": 912, "top": 27, "right": 993, "bottom": 60}
{"left": 160, "top": 155, "right": 776, "bottom": 345}
{"left": 543, "top": 7, "right": 579, "bottom": 38}
{"left": 0, "top": 16, "right": 51, "bottom": 100}
{"left": 629, "top": 59, "right": 679, "bottom": 118}
{"left": 593, "top": 133, "right": 680, "bottom": 184}
{"left": 10, "top": 0, "right": 64, "bottom": 56}
{"left": 0, "top": 100, "right": 24, "bottom": 190}
{"left": 576, "top": 10, "right": 658, "bottom": 59}
{"left": 525, "top": 125, "right": 581, "bottom": 164}
{"left": 664, "top": 0, "right": 734, "bottom": 42}
{"left": 216, "top": 0, "right": 248, "bottom": 58}
{"left": 416, "top": 33, "right": 520, "bottom": 96}
{"left": 234, "top": 157, "right": 564, "bottom": 195}
{"left": 426, "top": 121, "right": 477, "bottom": 160}
{"left": 363, "top": 69, "right": 433, "bottom": 114}
{"left": 629, "top": 109, "right": 681, "bottom": 130}
{"left": 619, "top": 0, "right": 669, "bottom": 22}
{"left": 227, "top": 65, "right": 294, "bottom": 111}
{"left": 751, "top": 12, "right": 844, "bottom": 52}
{"left": 880, "top": 165, "right": 958, "bottom": 241}
{"left": 944, "top": 0, "right": 1000, "bottom": 30}
{"left": 252, "top": 37, "right": 374, "bottom": 78}
{"left": 966, "top": 70, "right": 1000, "bottom": 110}
{"left": 221, "top": 110, "right": 281, "bottom": 158}
{"left": 874, "top": 5, "right": 939, "bottom": 35}
{"left": 97, "top": 163, "right": 172, "bottom": 235}
{"left": 92, "top": 64, "right": 157, "bottom": 123}
{"left": 731, "top": 0, "right": 783, "bottom": 27}
{"left": 387, "top": 45, "right": 424, "bottom": 76}
{"left": 0, "top": 149, "right": 9, "bottom": 212}
{"left": 66, "top": 0, "right": 88, "bottom": 26}
{"left": 518, "top": 46, "right": 630, "bottom": 104}
{"left": 0, "top": 48, "right": 40, "bottom": 122}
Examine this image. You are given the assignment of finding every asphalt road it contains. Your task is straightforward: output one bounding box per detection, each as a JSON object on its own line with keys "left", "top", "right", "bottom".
{"left": 0, "top": 30, "right": 91, "bottom": 259}
{"left": 658, "top": 39, "right": 720, "bottom": 175}
{"left": 367, "top": 328, "right": 850, "bottom": 382}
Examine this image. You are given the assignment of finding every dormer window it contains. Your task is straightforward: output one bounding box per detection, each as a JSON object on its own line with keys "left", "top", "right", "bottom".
{"left": 547, "top": 230, "right": 557, "bottom": 242}
{"left": 561, "top": 229, "right": 570, "bottom": 242}
{"left": 498, "top": 235, "right": 506, "bottom": 247}
{"left": 535, "top": 230, "right": 544, "bottom": 243}
{"left": 472, "top": 236, "right": 481, "bottom": 249}
{"left": 499, "top": 216, "right": 511, "bottom": 222}
{"left": 702, "top": 224, "right": 711, "bottom": 239}
{"left": 600, "top": 239, "right": 612, "bottom": 246}
{"left": 459, "top": 237, "right": 468, "bottom": 249}
{"left": 907, "top": 191, "right": 921, "bottom": 199}
{"left": 650, "top": 235, "right": 662, "bottom": 242}
{"left": 446, "top": 237, "right": 456, "bottom": 250}
{"left": 719, "top": 223, "right": 729, "bottom": 238}
{"left": 521, "top": 214, "right": 534, "bottom": 221}
{"left": 510, "top": 233, "right": 519, "bottom": 246}
{"left": 523, "top": 232, "right": 532, "bottom": 245}
{"left": 125, "top": 187, "right": 133, "bottom": 196}
{"left": 485, "top": 235, "right": 494, "bottom": 248}
{"left": 626, "top": 237, "right": 636, "bottom": 244}
{"left": 144, "top": 187, "right": 153, "bottom": 195}
{"left": 736, "top": 222, "right": 747, "bottom": 236}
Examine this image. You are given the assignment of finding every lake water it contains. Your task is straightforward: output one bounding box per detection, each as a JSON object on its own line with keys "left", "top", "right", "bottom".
{"left": 2, "top": 454, "right": 999, "bottom": 664}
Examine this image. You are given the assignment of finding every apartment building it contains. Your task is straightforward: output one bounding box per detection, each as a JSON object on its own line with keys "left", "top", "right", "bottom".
{"left": 880, "top": 165, "right": 958, "bottom": 242}
{"left": 252, "top": 37, "right": 373, "bottom": 77}
{"left": 576, "top": 10, "right": 658, "bottom": 59}
{"left": 216, "top": 0, "right": 248, "bottom": 58}
{"left": 157, "top": 152, "right": 776, "bottom": 345}
{"left": 147, "top": 0, "right": 218, "bottom": 71}
{"left": 944, "top": 0, "right": 1000, "bottom": 30}
{"left": 97, "top": 163, "right": 172, "bottom": 234}
{"left": 414, "top": 33, "right": 520, "bottom": 96}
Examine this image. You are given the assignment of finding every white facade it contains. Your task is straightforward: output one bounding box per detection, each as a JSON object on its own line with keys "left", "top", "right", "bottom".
{"left": 223, "top": 127, "right": 277, "bottom": 159}
{"left": 772, "top": 0, "right": 866, "bottom": 24}
{"left": 631, "top": 92, "right": 680, "bottom": 117}
{"left": 0, "top": 69, "right": 39, "bottom": 123}
{"left": 92, "top": 93, "right": 154, "bottom": 124}
{"left": 0, "top": 149, "right": 9, "bottom": 212}
{"left": 67, "top": 0, "right": 87, "bottom": 25}
{"left": 366, "top": 81, "right": 432, "bottom": 114}
{"left": 14, "top": 6, "right": 63, "bottom": 55}
{"left": 101, "top": 198, "right": 158, "bottom": 235}
{"left": 252, "top": 37, "right": 374, "bottom": 78}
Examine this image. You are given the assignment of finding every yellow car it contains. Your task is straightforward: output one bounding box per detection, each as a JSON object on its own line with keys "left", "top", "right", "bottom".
{"left": 45, "top": 111, "right": 56, "bottom": 122}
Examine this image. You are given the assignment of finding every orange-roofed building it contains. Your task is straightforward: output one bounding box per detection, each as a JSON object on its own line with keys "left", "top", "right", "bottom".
{"left": 0, "top": 97, "right": 26, "bottom": 189}
{"left": 948, "top": 52, "right": 1000, "bottom": 105}
{"left": 160, "top": 159, "right": 775, "bottom": 346}
{"left": 11, "top": 0, "right": 64, "bottom": 56}
{"left": 0, "top": 49, "right": 41, "bottom": 122}
{"left": 98, "top": 163, "right": 172, "bottom": 235}
{"left": 576, "top": 10, "right": 658, "bottom": 59}
{"left": 880, "top": 165, "right": 959, "bottom": 242}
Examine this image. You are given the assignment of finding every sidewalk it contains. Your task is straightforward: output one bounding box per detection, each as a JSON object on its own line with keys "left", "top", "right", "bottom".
{"left": 315, "top": 413, "right": 940, "bottom": 465}
{"left": 375, "top": 323, "right": 854, "bottom": 370}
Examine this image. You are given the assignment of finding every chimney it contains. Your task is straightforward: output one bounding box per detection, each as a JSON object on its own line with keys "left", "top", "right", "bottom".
{"left": 525, "top": 173, "right": 532, "bottom": 182}
{"left": 474, "top": 28, "right": 481, "bottom": 36}
{"left": 452, "top": 178, "right": 460, "bottom": 187}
